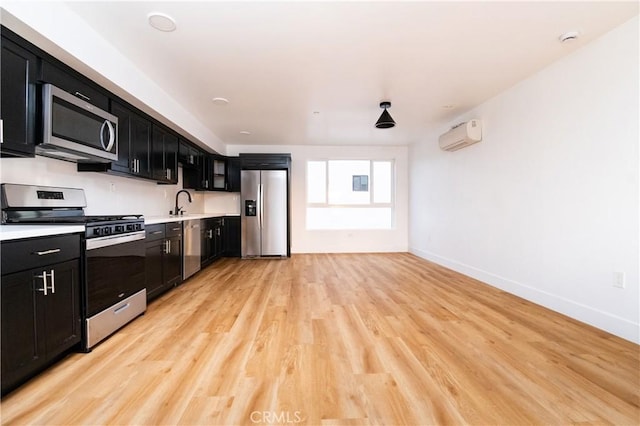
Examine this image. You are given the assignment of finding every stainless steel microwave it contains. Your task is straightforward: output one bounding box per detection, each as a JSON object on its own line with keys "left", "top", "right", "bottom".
{"left": 37, "top": 83, "right": 118, "bottom": 163}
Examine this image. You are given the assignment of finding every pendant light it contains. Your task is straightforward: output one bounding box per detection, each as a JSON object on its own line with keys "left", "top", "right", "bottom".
{"left": 375, "top": 101, "right": 395, "bottom": 128}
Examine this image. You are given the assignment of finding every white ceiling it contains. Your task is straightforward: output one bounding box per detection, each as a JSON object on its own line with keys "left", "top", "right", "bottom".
{"left": 65, "top": 1, "right": 638, "bottom": 147}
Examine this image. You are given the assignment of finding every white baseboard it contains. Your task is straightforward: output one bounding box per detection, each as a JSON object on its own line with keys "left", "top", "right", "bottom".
{"left": 410, "top": 247, "right": 639, "bottom": 345}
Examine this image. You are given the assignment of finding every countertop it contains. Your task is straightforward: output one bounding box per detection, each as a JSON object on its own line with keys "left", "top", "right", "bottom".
{"left": 0, "top": 213, "right": 240, "bottom": 241}
{"left": 144, "top": 213, "right": 240, "bottom": 225}
{"left": 0, "top": 224, "right": 85, "bottom": 242}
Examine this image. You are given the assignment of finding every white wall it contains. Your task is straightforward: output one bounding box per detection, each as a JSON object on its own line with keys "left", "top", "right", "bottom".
{"left": 409, "top": 17, "right": 639, "bottom": 343}
{"left": 227, "top": 145, "right": 409, "bottom": 253}
{"left": 0, "top": 156, "right": 207, "bottom": 216}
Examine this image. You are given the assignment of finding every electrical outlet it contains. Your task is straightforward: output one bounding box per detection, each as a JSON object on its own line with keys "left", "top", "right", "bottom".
{"left": 613, "top": 271, "right": 625, "bottom": 289}
{"left": 109, "top": 182, "right": 116, "bottom": 193}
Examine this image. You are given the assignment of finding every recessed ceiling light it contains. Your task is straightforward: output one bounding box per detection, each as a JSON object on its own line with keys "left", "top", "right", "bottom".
{"left": 148, "top": 12, "right": 176, "bottom": 32}
{"left": 559, "top": 31, "right": 580, "bottom": 43}
{"left": 313, "top": 111, "right": 320, "bottom": 115}
{"left": 442, "top": 104, "right": 455, "bottom": 109}
{"left": 239, "top": 131, "right": 251, "bottom": 135}
{"left": 212, "top": 97, "right": 229, "bottom": 106}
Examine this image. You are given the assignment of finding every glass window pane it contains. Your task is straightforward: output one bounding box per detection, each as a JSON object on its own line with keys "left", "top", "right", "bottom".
{"left": 327, "top": 160, "right": 370, "bottom": 205}
{"left": 307, "top": 161, "right": 326, "bottom": 203}
{"left": 373, "top": 161, "right": 392, "bottom": 203}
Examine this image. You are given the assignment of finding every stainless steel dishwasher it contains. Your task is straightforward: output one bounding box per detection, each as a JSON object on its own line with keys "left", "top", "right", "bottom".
{"left": 183, "top": 219, "right": 201, "bottom": 279}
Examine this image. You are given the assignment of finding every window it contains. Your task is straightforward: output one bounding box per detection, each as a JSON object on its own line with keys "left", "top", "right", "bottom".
{"left": 306, "top": 160, "right": 394, "bottom": 229}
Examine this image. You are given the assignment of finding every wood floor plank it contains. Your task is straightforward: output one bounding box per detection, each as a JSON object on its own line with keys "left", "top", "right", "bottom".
{"left": 1, "top": 253, "right": 638, "bottom": 425}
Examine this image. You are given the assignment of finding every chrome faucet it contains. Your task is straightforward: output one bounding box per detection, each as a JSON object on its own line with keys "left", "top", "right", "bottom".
{"left": 173, "top": 189, "right": 192, "bottom": 216}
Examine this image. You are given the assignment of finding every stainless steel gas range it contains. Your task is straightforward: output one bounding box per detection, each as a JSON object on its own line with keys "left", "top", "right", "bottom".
{"left": 1, "top": 183, "right": 146, "bottom": 350}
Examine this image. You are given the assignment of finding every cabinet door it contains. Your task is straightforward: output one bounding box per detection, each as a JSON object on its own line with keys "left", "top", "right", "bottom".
{"left": 164, "top": 235, "right": 182, "bottom": 287}
{"left": 1, "top": 270, "right": 41, "bottom": 393}
{"left": 0, "top": 37, "right": 37, "bottom": 157}
{"left": 152, "top": 125, "right": 179, "bottom": 184}
{"left": 109, "top": 101, "right": 133, "bottom": 174}
{"left": 165, "top": 132, "right": 178, "bottom": 184}
{"left": 200, "top": 155, "right": 212, "bottom": 190}
{"left": 224, "top": 216, "right": 241, "bottom": 257}
{"left": 131, "top": 114, "right": 152, "bottom": 178}
{"left": 212, "top": 157, "right": 227, "bottom": 190}
{"left": 227, "top": 157, "right": 241, "bottom": 192}
{"left": 40, "top": 260, "right": 81, "bottom": 356}
{"left": 145, "top": 239, "right": 165, "bottom": 301}
{"left": 214, "top": 222, "right": 224, "bottom": 259}
{"left": 200, "top": 220, "right": 215, "bottom": 266}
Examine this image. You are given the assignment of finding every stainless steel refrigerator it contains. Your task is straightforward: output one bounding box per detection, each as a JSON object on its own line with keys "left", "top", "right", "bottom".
{"left": 241, "top": 170, "right": 288, "bottom": 258}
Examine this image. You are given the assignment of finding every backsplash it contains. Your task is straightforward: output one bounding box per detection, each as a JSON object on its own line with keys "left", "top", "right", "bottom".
{"left": 0, "top": 156, "right": 209, "bottom": 216}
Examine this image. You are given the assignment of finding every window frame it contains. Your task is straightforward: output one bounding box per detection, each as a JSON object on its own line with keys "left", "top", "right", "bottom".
{"left": 306, "top": 159, "right": 395, "bottom": 230}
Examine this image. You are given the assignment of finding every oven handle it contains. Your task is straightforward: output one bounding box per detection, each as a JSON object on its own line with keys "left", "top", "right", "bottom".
{"left": 86, "top": 231, "right": 145, "bottom": 250}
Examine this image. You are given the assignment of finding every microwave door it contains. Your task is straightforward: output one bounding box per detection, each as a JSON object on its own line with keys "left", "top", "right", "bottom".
{"left": 41, "top": 84, "right": 118, "bottom": 162}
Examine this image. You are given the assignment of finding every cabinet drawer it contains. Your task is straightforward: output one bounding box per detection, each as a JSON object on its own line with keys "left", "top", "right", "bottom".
{"left": 1, "top": 234, "right": 80, "bottom": 275}
{"left": 145, "top": 224, "right": 165, "bottom": 242}
{"left": 165, "top": 223, "right": 182, "bottom": 238}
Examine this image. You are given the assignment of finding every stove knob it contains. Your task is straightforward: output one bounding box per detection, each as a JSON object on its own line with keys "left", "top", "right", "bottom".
{"left": 126, "top": 224, "right": 134, "bottom": 231}
{"left": 115, "top": 225, "right": 124, "bottom": 233}
{"left": 93, "top": 228, "right": 102, "bottom": 236}
{"left": 135, "top": 224, "right": 142, "bottom": 230}
{"left": 102, "top": 226, "right": 112, "bottom": 235}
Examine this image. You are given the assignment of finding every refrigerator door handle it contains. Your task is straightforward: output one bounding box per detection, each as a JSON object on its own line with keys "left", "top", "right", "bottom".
{"left": 259, "top": 183, "right": 264, "bottom": 230}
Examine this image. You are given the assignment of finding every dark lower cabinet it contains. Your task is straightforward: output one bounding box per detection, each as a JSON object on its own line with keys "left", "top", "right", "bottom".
{"left": 201, "top": 218, "right": 224, "bottom": 267}
{"left": 1, "top": 235, "right": 82, "bottom": 395}
{"left": 145, "top": 223, "right": 182, "bottom": 301}
{"left": 224, "top": 216, "right": 241, "bottom": 257}
{"left": 0, "top": 34, "right": 37, "bottom": 158}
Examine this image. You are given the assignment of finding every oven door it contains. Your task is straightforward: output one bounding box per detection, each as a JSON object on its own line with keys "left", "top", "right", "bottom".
{"left": 85, "top": 231, "right": 145, "bottom": 317}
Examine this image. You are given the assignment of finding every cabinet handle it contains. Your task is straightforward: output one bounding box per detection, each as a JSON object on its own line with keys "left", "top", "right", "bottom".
{"left": 0, "top": 119, "right": 3, "bottom": 144}
{"left": 168, "top": 239, "right": 171, "bottom": 253}
{"left": 37, "top": 271, "right": 48, "bottom": 296}
{"left": 74, "top": 91, "right": 91, "bottom": 101}
{"left": 151, "top": 230, "right": 163, "bottom": 235}
{"left": 34, "top": 248, "right": 61, "bottom": 256}
{"left": 50, "top": 269, "right": 56, "bottom": 294}
{"left": 172, "top": 227, "right": 181, "bottom": 231}
{"left": 131, "top": 159, "right": 136, "bottom": 172}
{"left": 137, "top": 159, "right": 140, "bottom": 173}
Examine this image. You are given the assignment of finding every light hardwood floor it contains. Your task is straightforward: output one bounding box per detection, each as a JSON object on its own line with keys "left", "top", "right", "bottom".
{"left": 1, "top": 253, "right": 638, "bottom": 425}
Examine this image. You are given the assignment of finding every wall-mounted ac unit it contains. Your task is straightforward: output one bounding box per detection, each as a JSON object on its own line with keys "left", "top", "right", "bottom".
{"left": 438, "top": 119, "right": 482, "bottom": 151}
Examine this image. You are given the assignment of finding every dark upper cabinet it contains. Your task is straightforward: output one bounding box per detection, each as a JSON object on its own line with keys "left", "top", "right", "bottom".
{"left": 108, "top": 101, "right": 153, "bottom": 178}
{"left": 39, "top": 60, "right": 109, "bottom": 111}
{"left": 131, "top": 113, "right": 153, "bottom": 178}
{"left": 152, "top": 125, "right": 178, "bottom": 184}
{"left": 211, "top": 156, "right": 227, "bottom": 191}
{"left": 0, "top": 36, "right": 37, "bottom": 158}
{"left": 239, "top": 153, "right": 291, "bottom": 170}
{"left": 227, "top": 157, "right": 241, "bottom": 192}
{"left": 178, "top": 140, "right": 200, "bottom": 168}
